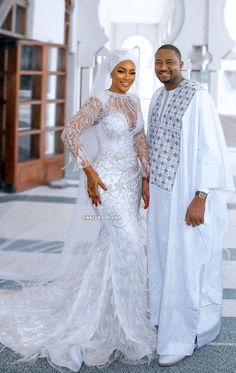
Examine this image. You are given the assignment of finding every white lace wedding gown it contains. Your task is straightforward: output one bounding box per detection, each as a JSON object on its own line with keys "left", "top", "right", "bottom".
{"left": 0, "top": 90, "right": 156, "bottom": 371}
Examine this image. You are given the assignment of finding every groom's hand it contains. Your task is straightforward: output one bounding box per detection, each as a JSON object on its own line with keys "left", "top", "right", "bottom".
{"left": 142, "top": 179, "right": 149, "bottom": 209}
{"left": 185, "top": 196, "right": 205, "bottom": 227}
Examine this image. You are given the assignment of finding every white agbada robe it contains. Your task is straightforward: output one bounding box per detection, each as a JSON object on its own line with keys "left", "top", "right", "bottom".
{"left": 147, "top": 82, "right": 234, "bottom": 356}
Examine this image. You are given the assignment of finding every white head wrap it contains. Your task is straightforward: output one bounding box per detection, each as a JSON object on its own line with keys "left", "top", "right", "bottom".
{"left": 91, "top": 48, "right": 138, "bottom": 96}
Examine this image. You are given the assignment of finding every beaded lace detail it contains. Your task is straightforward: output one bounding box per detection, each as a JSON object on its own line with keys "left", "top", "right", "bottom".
{"left": 61, "top": 96, "right": 102, "bottom": 168}
{"left": 0, "top": 91, "right": 156, "bottom": 371}
{"left": 62, "top": 91, "right": 149, "bottom": 176}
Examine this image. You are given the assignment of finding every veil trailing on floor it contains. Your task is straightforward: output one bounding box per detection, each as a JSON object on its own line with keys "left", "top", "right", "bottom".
{"left": 0, "top": 127, "right": 102, "bottom": 288}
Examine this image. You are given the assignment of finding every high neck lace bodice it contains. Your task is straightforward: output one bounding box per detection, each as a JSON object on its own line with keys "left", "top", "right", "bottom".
{"left": 62, "top": 90, "right": 149, "bottom": 177}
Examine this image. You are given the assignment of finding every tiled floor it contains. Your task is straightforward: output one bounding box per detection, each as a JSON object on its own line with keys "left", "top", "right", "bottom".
{"left": 0, "top": 167, "right": 235, "bottom": 373}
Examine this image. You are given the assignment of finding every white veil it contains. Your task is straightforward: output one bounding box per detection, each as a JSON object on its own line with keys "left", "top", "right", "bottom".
{"left": 0, "top": 131, "right": 101, "bottom": 287}
{"left": 91, "top": 48, "right": 138, "bottom": 96}
{"left": 0, "top": 48, "right": 138, "bottom": 289}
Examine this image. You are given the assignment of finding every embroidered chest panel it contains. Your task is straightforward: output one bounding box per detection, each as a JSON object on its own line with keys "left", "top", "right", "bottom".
{"left": 149, "top": 80, "right": 203, "bottom": 192}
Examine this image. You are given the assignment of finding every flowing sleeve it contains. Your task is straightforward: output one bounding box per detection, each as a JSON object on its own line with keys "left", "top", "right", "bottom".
{"left": 61, "top": 96, "right": 102, "bottom": 168}
{"left": 195, "top": 89, "right": 234, "bottom": 193}
{"left": 133, "top": 101, "right": 150, "bottom": 178}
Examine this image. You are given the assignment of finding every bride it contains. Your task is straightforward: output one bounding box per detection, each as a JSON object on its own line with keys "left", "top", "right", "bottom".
{"left": 0, "top": 49, "right": 156, "bottom": 371}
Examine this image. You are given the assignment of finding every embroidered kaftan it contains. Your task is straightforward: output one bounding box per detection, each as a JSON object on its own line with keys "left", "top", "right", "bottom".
{"left": 147, "top": 80, "right": 234, "bottom": 356}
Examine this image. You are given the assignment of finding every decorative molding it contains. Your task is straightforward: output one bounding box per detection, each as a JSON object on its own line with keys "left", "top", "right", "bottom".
{"left": 188, "top": 45, "right": 211, "bottom": 70}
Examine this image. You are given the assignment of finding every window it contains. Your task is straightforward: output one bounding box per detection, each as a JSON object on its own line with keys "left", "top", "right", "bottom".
{"left": 15, "top": 4, "right": 26, "bottom": 34}
{"left": 0, "top": 0, "right": 27, "bottom": 37}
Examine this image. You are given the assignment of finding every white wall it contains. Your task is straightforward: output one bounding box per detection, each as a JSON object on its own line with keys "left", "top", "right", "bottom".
{"left": 77, "top": 0, "right": 108, "bottom": 66}
{"left": 28, "top": 0, "right": 65, "bottom": 44}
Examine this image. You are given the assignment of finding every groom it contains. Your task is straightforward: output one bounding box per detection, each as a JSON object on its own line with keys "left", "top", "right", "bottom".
{"left": 147, "top": 44, "right": 233, "bottom": 367}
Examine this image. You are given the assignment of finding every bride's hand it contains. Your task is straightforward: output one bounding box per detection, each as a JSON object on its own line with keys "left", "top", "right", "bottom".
{"left": 142, "top": 178, "right": 149, "bottom": 209}
{"left": 83, "top": 165, "right": 107, "bottom": 206}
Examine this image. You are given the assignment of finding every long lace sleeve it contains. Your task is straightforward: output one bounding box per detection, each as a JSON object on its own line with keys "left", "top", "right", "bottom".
{"left": 61, "top": 96, "right": 102, "bottom": 168}
{"left": 134, "top": 128, "right": 150, "bottom": 178}
{"left": 133, "top": 98, "right": 149, "bottom": 177}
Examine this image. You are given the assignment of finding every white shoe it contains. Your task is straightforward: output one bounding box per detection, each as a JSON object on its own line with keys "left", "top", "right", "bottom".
{"left": 158, "top": 354, "right": 186, "bottom": 366}
{"left": 69, "top": 344, "right": 83, "bottom": 370}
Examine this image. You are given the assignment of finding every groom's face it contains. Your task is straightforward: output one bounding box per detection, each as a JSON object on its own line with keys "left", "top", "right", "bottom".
{"left": 155, "top": 49, "right": 183, "bottom": 84}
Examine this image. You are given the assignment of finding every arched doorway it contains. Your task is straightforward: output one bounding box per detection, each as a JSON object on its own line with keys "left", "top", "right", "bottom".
{"left": 122, "top": 35, "right": 156, "bottom": 125}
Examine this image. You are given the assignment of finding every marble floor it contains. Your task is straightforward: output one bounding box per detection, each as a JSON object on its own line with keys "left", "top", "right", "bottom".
{"left": 0, "top": 167, "right": 235, "bottom": 372}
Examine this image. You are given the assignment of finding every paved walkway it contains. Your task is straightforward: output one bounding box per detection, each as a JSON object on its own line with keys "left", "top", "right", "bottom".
{"left": 0, "top": 164, "right": 235, "bottom": 372}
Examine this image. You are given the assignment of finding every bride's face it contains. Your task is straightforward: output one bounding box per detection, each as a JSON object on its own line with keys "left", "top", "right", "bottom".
{"left": 110, "top": 60, "right": 136, "bottom": 94}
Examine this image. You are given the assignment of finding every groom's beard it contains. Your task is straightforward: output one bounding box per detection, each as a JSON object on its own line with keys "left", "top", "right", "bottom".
{"left": 161, "top": 79, "right": 171, "bottom": 83}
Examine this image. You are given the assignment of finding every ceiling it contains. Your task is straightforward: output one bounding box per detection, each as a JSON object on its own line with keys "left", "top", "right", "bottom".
{"left": 99, "top": 0, "right": 170, "bottom": 24}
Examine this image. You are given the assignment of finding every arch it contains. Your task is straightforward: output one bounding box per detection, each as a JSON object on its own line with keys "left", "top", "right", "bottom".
{"left": 122, "top": 35, "right": 157, "bottom": 123}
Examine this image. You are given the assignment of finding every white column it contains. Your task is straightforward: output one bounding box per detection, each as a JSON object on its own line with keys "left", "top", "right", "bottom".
{"left": 80, "top": 67, "right": 93, "bottom": 106}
